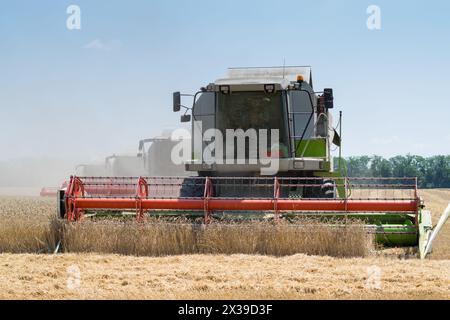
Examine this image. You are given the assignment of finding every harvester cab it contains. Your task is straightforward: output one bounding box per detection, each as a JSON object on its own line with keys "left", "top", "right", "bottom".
{"left": 173, "top": 66, "right": 342, "bottom": 198}
{"left": 174, "top": 67, "right": 338, "bottom": 177}
{"left": 137, "top": 135, "right": 190, "bottom": 177}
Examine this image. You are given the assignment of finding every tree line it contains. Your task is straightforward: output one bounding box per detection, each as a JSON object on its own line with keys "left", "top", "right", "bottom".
{"left": 334, "top": 155, "right": 450, "bottom": 188}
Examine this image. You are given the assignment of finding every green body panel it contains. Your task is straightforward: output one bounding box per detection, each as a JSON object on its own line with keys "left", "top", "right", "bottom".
{"left": 375, "top": 227, "right": 418, "bottom": 246}
{"left": 295, "top": 138, "right": 326, "bottom": 158}
{"left": 303, "top": 213, "right": 415, "bottom": 225}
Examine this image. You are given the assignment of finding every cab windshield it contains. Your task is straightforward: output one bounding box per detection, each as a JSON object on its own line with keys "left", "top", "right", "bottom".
{"left": 217, "top": 91, "right": 288, "bottom": 157}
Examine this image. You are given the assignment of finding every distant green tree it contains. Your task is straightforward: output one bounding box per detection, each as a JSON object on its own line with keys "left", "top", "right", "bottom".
{"left": 346, "top": 156, "right": 371, "bottom": 177}
{"left": 370, "top": 155, "right": 393, "bottom": 177}
{"left": 389, "top": 155, "right": 426, "bottom": 185}
{"left": 333, "top": 155, "right": 450, "bottom": 188}
{"left": 425, "top": 155, "right": 450, "bottom": 188}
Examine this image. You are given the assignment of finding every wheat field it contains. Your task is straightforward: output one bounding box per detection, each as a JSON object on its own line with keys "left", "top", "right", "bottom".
{"left": 0, "top": 196, "right": 373, "bottom": 258}
{"left": 420, "top": 189, "right": 450, "bottom": 260}
{"left": 0, "top": 189, "right": 449, "bottom": 299}
{"left": 0, "top": 253, "right": 448, "bottom": 299}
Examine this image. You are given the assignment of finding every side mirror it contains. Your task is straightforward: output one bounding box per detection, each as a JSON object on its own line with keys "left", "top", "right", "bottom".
{"left": 324, "top": 88, "right": 334, "bottom": 109}
{"left": 173, "top": 92, "right": 181, "bottom": 112}
{"left": 180, "top": 114, "right": 191, "bottom": 123}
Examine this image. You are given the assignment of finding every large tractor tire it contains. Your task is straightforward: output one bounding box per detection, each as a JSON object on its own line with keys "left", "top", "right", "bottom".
{"left": 179, "top": 177, "right": 205, "bottom": 198}
{"left": 321, "top": 179, "right": 337, "bottom": 198}
{"left": 57, "top": 189, "right": 66, "bottom": 219}
{"left": 302, "top": 178, "right": 336, "bottom": 199}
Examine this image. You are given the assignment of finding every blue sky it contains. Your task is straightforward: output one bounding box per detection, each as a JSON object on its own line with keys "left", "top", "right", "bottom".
{"left": 1, "top": 0, "right": 449, "bottom": 161}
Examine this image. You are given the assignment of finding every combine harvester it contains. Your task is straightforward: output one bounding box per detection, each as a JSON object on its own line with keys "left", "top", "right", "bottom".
{"left": 41, "top": 134, "right": 187, "bottom": 197}
{"left": 57, "top": 66, "right": 447, "bottom": 258}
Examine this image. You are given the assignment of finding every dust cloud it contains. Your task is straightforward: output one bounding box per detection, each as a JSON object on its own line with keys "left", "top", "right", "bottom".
{"left": 0, "top": 129, "right": 189, "bottom": 196}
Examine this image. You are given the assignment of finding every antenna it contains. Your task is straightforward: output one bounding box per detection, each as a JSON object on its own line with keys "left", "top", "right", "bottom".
{"left": 282, "top": 58, "right": 286, "bottom": 79}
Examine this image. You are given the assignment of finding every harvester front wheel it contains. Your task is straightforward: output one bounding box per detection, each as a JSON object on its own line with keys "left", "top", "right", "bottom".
{"left": 321, "top": 179, "right": 337, "bottom": 198}
{"left": 302, "top": 178, "right": 336, "bottom": 199}
{"left": 56, "top": 189, "right": 66, "bottom": 219}
{"left": 180, "top": 177, "right": 205, "bottom": 198}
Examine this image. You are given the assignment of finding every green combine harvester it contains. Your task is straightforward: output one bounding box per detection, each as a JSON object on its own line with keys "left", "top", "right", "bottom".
{"left": 59, "top": 66, "right": 448, "bottom": 258}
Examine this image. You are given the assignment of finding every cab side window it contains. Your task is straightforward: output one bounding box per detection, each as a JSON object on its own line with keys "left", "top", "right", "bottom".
{"left": 290, "top": 90, "right": 314, "bottom": 139}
